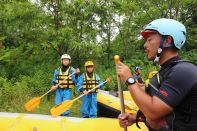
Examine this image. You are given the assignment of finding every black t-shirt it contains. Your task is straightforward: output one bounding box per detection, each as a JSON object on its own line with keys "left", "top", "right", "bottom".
{"left": 155, "top": 56, "right": 197, "bottom": 108}
{"left": 147, "top": 56, "right": 197, "bottom": 130}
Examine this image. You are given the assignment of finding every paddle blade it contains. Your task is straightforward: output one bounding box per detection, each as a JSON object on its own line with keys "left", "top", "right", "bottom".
{"left": 50, "top": 100, "right": 73, "bottom": 117}
{"left": 25, "top": 97, "right": 41, "bottom": 111}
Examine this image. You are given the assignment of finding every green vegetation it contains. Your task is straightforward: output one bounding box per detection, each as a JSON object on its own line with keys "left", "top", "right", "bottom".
{"left": 0, "top": 0, "right": 196, "bottom": 117}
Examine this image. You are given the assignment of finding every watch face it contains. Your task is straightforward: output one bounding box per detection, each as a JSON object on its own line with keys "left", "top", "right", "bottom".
{"left": 128, "top": 77, "right": 135, "bottom": 83}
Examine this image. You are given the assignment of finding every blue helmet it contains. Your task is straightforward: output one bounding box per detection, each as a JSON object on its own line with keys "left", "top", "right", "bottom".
{"left": 141, "top": 18, "right": 187, "bottom": 49}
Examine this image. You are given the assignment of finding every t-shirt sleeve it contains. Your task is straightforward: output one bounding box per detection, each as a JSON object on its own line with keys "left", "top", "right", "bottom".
{"left": 155, "top": 64, "right": 194, "bottom": 108}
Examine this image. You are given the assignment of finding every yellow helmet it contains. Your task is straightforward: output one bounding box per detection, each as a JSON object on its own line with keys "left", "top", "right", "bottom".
{"left": 148, "top": 71, "right": 158, "bottom": 79}
{"left": 84, "top": 61, "right": 94, "bottom": 67}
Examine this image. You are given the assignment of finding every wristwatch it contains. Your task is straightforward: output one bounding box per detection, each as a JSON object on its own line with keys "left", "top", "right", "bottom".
{"left": 126, "top": 77, "right": 136, "bottom": 86}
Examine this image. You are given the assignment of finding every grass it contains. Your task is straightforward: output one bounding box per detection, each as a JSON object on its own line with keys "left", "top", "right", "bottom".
{"left": 0, "top": 95, "right": 82, "bottom": 118}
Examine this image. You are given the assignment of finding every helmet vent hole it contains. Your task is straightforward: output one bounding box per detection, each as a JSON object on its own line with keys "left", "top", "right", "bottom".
{"left": 182, "top": 31, "right": 186, "bottom": 36}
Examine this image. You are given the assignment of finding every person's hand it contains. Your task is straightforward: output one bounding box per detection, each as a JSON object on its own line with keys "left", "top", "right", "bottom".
{"left": 51, "top": 85, "right": 57, "bottom": 91}
{"left": 75, "top": 68, "right": 80, "bottom": 74}
{"left": 118, "top": 113, "right": 136, "bottom": 128}
{"left": 137, "top": 78, "right": 145, "bottom": 84}
{"left": 138, "top": 82, "right": 145, "bottom": 88}
{"left": 117, "top": 62, "right": 133, "bottom": 82}
{"left": 83, "top": 90, "right": 88, "bottom": 95}
{"left": 105, "top": 77, "right": 111, "bottom": 83}
{"left": 138, "top": 83, "right": 145, "bottom": 91}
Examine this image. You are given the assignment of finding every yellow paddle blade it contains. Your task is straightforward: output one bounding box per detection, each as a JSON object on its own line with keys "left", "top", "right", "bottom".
{"left": 25, "top": 97, "right": 41, "bottom": 111}
{"left": 50, "top": 100, "right": 73, "bottom": 117}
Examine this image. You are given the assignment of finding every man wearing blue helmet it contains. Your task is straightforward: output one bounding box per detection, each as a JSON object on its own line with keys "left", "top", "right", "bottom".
{"left": 118, "top": 18, "right": 197, "bottom": 131}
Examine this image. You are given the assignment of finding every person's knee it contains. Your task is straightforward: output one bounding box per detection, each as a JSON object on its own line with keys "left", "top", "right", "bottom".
{"left": 55, "top": 98, "right": 62, "bottom": 105}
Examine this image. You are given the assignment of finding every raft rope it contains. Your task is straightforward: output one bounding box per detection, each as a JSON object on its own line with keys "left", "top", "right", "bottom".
{"left": 61, "top": 117, "right": 67, "bottom": 131}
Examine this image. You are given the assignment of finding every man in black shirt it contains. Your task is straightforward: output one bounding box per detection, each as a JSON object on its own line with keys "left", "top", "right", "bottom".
{"left": 118, "top": 18, "right": 197, "bottom": 131}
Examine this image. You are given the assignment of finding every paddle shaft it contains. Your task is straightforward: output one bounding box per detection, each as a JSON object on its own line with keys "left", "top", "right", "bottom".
{"left": 117, "top": 75, "right": 126, "bottom": 114}
{"left": 40, "top": 72, "right": 75, "bottom": 99}
{"left": 72, "top": 80, "right": 108, "bottom": 103}
{"left": 148, "top": 82, "right": 159, "bottom": 92}
{"left": 118, "top": 76, "right": 127, "bottom": 131}
{"left": 114, "top": 55, "right": 127, "bottom": 131}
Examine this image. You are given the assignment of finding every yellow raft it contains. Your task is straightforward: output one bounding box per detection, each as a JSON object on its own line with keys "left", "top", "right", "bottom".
{"left": 0, "top": 112, "right": 147, "bottom": 131}
{"left": 97, "top": 90, "right": 138, "bottom": 118}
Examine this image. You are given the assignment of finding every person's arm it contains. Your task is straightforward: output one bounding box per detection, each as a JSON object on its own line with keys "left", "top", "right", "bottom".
{"left": 128, "top": 84, "right": 173, "bottom": 120}
{"left": 76, "top": 74, "right": 84, "bottom": 92}
{"left": 52, "top": 69, "right": 58, "bottom": 85}
{"left": 117, "top": 62, "right": 173, "bottom": 120}
{"left": 51, "top": 69, "right": 58, "bottom": 91}
{"left": 70, "top": 67, "right": 80, "bottom": 84}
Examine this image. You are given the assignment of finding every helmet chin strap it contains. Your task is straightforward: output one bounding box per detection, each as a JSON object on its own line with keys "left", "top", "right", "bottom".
{"left": 153, "top": 36, "right": 165, "bottom": 66}
{"left": 153, "top": 48, "right": 162, "bottom": 66}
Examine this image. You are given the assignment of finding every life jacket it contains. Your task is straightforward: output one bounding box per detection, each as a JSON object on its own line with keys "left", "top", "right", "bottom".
{"left": 82, "top": 72, "right": 99, "bottom": 93}
{"left": 136, "top": 60, "right": 197, "bottom": 131}
{"left": 55, "top": 66, "right": 75, "bottom": 88}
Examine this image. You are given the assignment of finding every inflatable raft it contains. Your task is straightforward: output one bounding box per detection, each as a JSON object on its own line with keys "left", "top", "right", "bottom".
{"left": 97, "top": 90, "right": 138, "bottom": 118}
{"left": 0, "top": 112, "right": 147, "bottom": 131}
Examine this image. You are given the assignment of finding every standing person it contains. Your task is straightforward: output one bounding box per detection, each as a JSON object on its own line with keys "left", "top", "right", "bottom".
{"left": 77, "top": 61, "right": 108, "bottom": 118}
{"left": 133, "top": 66, "right": 144, "bottom": 84}
{"left": 51, "top": 54, "right": 80, "bottom": 116}
{"left": 118, "top": 18, "right": 197, "bottom": 130}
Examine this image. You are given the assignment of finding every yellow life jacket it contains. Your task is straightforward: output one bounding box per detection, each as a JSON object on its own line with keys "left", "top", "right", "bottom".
{"left": 55, "top": 66, "right": 75, "bottom": 88}
{"left": 82, "top": 72, "right": 99, "bottom": 92}
{"left": 145, "top": 71, "right": 160, "bottom": 87}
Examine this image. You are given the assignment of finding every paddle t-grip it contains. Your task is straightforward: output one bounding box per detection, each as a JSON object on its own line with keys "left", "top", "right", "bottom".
{"left": 114, "top": 55, "right": 120, "bottom": 64}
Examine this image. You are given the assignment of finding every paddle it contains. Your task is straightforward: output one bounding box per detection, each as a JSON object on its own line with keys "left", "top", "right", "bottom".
{"left": 114, "top": 55, "right": 127, "bottom": 131}
{"left": 50, "top": 78, "right": 111, "bottom": 117}
{"left": 24, "top": 72, "right": 76, "bottom": 111}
